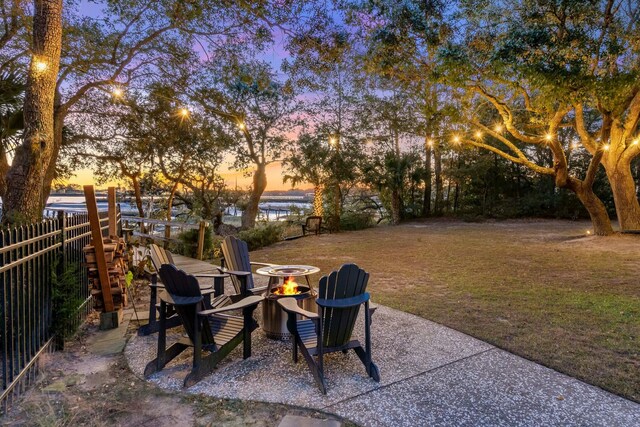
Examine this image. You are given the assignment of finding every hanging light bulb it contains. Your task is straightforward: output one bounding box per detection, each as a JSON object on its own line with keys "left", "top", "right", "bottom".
{"left": 112, "top": 87, "right": 124, "bottom": 98}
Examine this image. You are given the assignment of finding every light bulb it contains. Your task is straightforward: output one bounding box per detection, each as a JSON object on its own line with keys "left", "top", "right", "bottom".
{"left": 33, "top": 59, "right": 47, "bottom": 72}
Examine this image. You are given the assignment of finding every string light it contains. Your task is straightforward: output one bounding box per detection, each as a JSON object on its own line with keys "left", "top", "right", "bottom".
{"left": 632, "top": 138, "right": 639, "bottom": 145}
{"left": 602, "top": 144, "right": 611, "bottom": 151}
{"left": 586, "top": 230, "right": 591, "bottom": 235}
{"left": 33, "top": 58, "right": 48, "bottom": 73}
{"left": 570, "top": 142, "right": 579, "bottom": 150}
{"left": 426, "top": 139, "right": 434, "bottom": 147}
{"left": 112, "top": 87, "right": 124, "bottom": 98}
{"left": 237, "top": 121, "right": 245, "bottom": 130}
{"left": 329, "top": 136, "right": 337, "bottom": 146}
{"left": 494, "top": 124, "right": 503, "bottom": 132}
{"left": 452, "top": 135, "right": 461, "bottom": 144}
{"left": 474, "top": 131, "right": 482, "bottom": 138}
{"left": 179, "top": 107, "right": 189, "bottom": 118}
{"left": 545, "top": 134, "right": 553, "bottom": 141}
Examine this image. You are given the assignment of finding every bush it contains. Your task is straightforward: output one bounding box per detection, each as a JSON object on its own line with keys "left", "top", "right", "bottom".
{"left": 172, "top": 228, "right": 214, "bottom": 259}
{"left": 340, "top": 211, "right": 374, "bottom": 231}
{"left": 238, "top": 223, "right": 283, "bottom": 251}
{"left": 50, "top": 260, "right": 84, "bottom": 343}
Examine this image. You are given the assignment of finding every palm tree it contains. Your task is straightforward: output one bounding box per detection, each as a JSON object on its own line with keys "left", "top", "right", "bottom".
{"left": 0, "top": 71, "right": 25, "bottom": 200}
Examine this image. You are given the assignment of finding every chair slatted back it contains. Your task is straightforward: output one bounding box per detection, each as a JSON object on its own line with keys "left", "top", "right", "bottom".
{"left": 158, "top": 264, "right": 214, "bottom": 345}
{"left": 318, "top": 264, "right": 369, "bottom": 348}
{"left": 221, "top": 236, "right": 255, "bottom": 292}
{"left": 149, "top": 243, "right": 174, "bottom": 272}
{"left": 306, "top": 216, "right": 322, "bottom": 233}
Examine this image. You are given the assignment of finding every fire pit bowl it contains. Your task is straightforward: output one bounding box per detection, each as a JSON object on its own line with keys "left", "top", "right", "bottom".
{"left": 263, "top": 284, "right": 315, "bottom": 340}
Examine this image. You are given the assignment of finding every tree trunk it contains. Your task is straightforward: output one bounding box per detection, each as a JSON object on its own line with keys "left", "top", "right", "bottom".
{"left": 422, "top": 140, "right": 432, "bottom": 217}
{"left": 434, "top": 143, "right": 443, "bottom": 215}
{"left": 390, "top": 187, "right": 401, "bottom": 224}
{"left": 2, "top": 0, "right": 63, "bottom": 224}
{"left": 241, "top": 162, "right": 267, "bottom": 229}
{"left": 568, "top": 179, "right": 614, "bottom": 236}
{"left": 41, "top": 104, "right": 63, "bottom": 207}
{"left": 313, "top": 184, "right": 324, "bottom": 217}
{"left": 164, "top": 181, "right": 179, "bottom": 244}
{"left": 333, "top": 181, "right": 342, "bottom": 231}
{"left": 130, "top": 175, "right": 145, "bottom": 233}
{"left": 131, "top": 177, "right": 144, "bottom": 218}
{"left": 603, "top": 158, "right": 640, "bottom": 230}
{"left": 0, "top": 143, "right": 8, "bottom": 200}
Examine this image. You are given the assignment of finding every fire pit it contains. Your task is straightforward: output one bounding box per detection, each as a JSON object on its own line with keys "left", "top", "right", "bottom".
{"left": 256, "top": 265, "right": 320, "bottom": 340}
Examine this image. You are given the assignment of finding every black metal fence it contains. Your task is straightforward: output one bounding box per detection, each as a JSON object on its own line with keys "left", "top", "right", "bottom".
{"left": 0, "top": 209, "right": 117, "bottom": 411}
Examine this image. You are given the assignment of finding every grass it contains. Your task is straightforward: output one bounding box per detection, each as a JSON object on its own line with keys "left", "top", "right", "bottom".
{"left": 251, "top": 219, "right": 640, "bottom": 402}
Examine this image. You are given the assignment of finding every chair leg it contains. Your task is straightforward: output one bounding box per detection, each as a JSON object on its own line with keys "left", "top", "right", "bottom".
{"left": 184, "top": 331, "right": 244, "bottom": 387}
{"left": 193, "top": 312, "right": 202, "bottom": 370}
{"left": 144, "top": 300, "right": 188, "bottom": 377}
{"left": 298, "top": 342, "right": 327, "bottom": 394}
{"left": 243, "top": 307, "right": 252, "bottom": 359}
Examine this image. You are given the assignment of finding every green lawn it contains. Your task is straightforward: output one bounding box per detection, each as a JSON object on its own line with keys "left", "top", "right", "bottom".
{"left": 253, "top": 219, "right": 640, "bottom": 402}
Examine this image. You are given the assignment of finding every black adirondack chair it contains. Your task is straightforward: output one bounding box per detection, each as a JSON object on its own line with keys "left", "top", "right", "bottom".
{"left": 278, "top": 263, "right": 380, "bottom": 394}
{"left": 144, "top": 264, "right": 263, "bottom": 387}
{"left": 138, "top": 244, "right": 224, "bottom": 336}
{"left": 220, "top": 236, "right": 278, "bottom": 296}
{"left": 302, "top": 216, "right": 325, "bottom": 236}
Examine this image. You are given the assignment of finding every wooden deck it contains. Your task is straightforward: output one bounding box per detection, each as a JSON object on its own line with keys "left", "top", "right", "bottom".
{"left": 171, "top": 254, "right": 220, "bottom": 276}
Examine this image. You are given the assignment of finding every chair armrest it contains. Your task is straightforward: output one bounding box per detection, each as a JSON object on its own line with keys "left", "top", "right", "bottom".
{"left": 159, "top": 290, "right": 203, "bottom": 306}
{"left": 198, "top": 295, "right": 264, "bottom": 316}
{"left": 317, "top": 292, "right": 370, "bottom": 309}
{"left": 194, "top": 273, "right": 228, "bottom": 279}
{"left": 249, "top": 284, "right": 268, "bottom": 295}
{"left": 250, "top": 261, "right": 278, "bottom": 268}
{"left": 218, "top": 268, "right": 252, "bottom": 278}
{"left": 278, "top": 297, "right": 319, "bottom": 319}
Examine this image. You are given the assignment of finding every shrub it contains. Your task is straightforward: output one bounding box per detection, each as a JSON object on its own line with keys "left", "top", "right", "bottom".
{"left": 172, "top": 228, "right": 214, "bottom": 259}
{"left": 50, "top": 260, "right": 84, "bottom": 343}
{"left": 340, "top": 211, "right": 374, "bottom": 231}
{"left": 238, "top": 223, "right": 283, "bottom": 251}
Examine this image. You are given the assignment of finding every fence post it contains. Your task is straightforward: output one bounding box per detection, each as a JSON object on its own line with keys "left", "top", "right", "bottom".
{"left": 197, "top": 220, "right": 207, "bottom": 260}
{"left": 55, "top": 211, "right": 67, "bottom": 350}
{"left": 108, "top": 187, "right": 117, "bottom": 237}
{"left": 57, "top": 211, "right": 66, "bottom": 264}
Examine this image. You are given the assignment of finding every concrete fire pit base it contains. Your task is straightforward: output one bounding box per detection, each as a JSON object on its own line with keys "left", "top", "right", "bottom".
{"left": 125, "top": 305, "right": 640, "bottom": 426}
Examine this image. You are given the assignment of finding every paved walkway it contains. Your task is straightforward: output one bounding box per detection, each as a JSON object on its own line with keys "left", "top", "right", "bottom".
{"left": 125, "top": 305, "right": 640, "bottom": 427}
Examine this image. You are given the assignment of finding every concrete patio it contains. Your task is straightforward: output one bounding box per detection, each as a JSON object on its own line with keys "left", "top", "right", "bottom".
{"left": 124, "top": 304, "right": 640, "bottom": 426}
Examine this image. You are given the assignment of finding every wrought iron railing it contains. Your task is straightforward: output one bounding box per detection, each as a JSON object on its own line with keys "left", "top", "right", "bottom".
{"left": 0, "top": 209, "right": 119, "bottom": 411}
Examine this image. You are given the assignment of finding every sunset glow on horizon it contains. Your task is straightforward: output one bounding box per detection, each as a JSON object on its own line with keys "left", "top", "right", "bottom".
{"left": 65, "top": 162, "right": 307, "bottom": 192}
